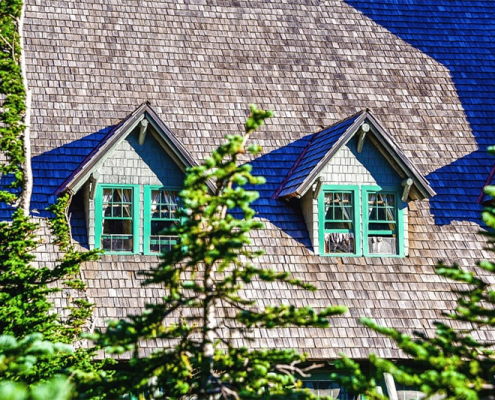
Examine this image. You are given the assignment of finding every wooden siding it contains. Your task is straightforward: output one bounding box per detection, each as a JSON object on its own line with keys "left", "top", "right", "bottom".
{"left": 300, "top": 137, "right": 409, "bottom": 256}
{"left": 88, "top": 130, "right": 185, "bottom": 251}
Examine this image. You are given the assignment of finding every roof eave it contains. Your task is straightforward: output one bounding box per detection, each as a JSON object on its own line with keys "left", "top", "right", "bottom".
{"left": 277, "top": 111, "right": 368, "bottom": 200}
{"left": 55, "top": 102, "right": 217, "bottom": 196}
{"left": 365, "top": 113, "right": 436, "bottom": 200}
{"left": 55, "top": 103, "right": 149, "bottom": 196}
{"left": 277, "top": 111, "right": 435, "bottom": 201}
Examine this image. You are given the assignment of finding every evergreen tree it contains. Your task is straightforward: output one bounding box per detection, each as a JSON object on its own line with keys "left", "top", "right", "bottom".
{"left": 0, "top": 333, "right": 75, "bottom": 400}
{"left": 0, "top": 196, "right": 108, "bottom": 398}
{"left": 0, "top": 0, "right": 108, "bottom": 397}
{"left": 93, "top": 105, "right": 347, "bottom": 399}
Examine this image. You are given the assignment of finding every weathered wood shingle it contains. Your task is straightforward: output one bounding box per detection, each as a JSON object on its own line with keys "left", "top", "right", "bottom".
{"left": 22, "top": 0, "right": 495, "bottom": 359}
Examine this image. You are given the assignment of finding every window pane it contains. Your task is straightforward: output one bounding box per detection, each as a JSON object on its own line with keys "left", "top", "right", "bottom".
{"left": 368, "top": 207, "right": 377, "bottom": 220}
{"left": 102, "top": 235, "right": 133, "bottom": 252}
{"left": 151, "top": 220, "right": 176, "bottom": 235}
{"left": 121, "top": 189, "right": 132, "bottom": 202}
{"left": 370, "top": 222, "right": 396, "bottom": 231}
{"left": 103, "top": 188, "right": 133, "bottom": 218}
{"left": 325, "top": 192, "right": 353, "bottom": 222}
{"left": 302, "top": 381, "right": 340, "bottom": 399}
{"left": 103, "top": 204, "right": 112, "bottom": 217}
{"left": 103, "top": 189, "right": 112, "bottom": 200}
{"left": 150, "top": 190, "right": 179, "bottom": 218}
{"left": 324, "top": 233, "right": 355, "bottom": 254}
{"left": 112, "top": 188, "right": 122, "bottom": 202}
{"left": 103, "top": 189, "right": 112, "bottom": 216}
{"left": 149, "top": 236, "right": 177, "bottom": 253}
{"left": 384, "top": 193, "right": 395, "bottom": 206}
{"left": 368, "top": 235, "right": 396, "bottom": 254}
{"left": 103, "top": 219, "right": 132, "bottom": 235}
{"left": 377, "top": 207, "right": 388, "bottom": 220}
{"left": 367, "top": 192, "right": 397, "bottom": 255}
{"left": 368, "top": 193, "right": 396, "bottom": 223}
{"left": 148, "top": 189, "right": 180, "bottom": 253}
{"left": 122, "top": 204, "right": 132, "bottom": 217}
{"left": 323, "top": 191, "right": 355, "bottom": 254}
{"left": 159, "top": 205, "right": 172, "bottom": 219}
{"left": 324, "top": 206, "right": 334, "bottom": 222}
{"left": 325, "top": 221, "right": 352, "bottom": 230}
{"left": 113, "top": 205, "right": 122, "bottom": 217}
{"left": 149, "top": 219, "right": 178, "bottom": 253}
{"left": 100, "top": 187, "right": 135, "bottom": 253}
{"left": 151, "top": 204, "right": 160, "bottom": 218}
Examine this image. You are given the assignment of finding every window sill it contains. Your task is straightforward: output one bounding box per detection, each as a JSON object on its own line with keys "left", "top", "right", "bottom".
{"left": 319, "top": 252, "right": 405, "bottom": 258}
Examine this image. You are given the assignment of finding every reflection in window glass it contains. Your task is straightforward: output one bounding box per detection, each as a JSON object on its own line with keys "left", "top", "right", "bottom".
{"left": 149, "top": 189, "right": 180, "bottom": 253}
{"left": 367, "top": 192, "right": 397, "bottom": 255}
{"left": 323, "top": 191, "right": 355, "bottom": 254}
{"left": 302, "top": 380, "right": 342, "bottom": 399}
{"left": 101, "top": 188, "right": 133, "bottom": 252}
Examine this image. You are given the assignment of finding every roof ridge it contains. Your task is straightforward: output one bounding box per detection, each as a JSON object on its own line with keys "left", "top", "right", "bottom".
{"left": 272, "top": 110, "right": 367, "bottom": 200}
{"left": 54, "top": 102, "right": 150, "bottom": 196}
{"left": 271, "top": 131, "right": 317, "bottom": 200}
{"left": 319, "top": 109, "right": 367, "bottom": 133}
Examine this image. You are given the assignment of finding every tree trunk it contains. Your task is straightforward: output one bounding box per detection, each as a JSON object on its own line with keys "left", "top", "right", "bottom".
{"left": 199, "top": 267, "right": 218, "bottom": 400}
{"left": 18, "top": 0, "right": 33, "bottom": 214}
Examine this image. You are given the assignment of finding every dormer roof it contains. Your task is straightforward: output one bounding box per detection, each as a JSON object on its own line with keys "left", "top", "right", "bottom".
{"left": 273, "top": 110, "right": 436, "bottom": 201}
{"left": 55, "top": 102, "right": 215, "bottom": 196}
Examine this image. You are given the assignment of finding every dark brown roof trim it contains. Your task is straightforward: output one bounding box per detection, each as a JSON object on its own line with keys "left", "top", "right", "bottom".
{"left": 55, "top": 102, "right": 216, "bottom": 196}
{"left": 275, "top": 110, "right": 436, "bottom": 201}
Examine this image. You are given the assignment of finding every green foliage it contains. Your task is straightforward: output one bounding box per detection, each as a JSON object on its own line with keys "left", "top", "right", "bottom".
{"left": 47, "top": 194, "right": 102, "bottom": 339}
{"left": 0, "top": 197, "right": 108, "bottom": 398}
{"left": 92, "top": 105, "right": 346, "bottom": 399}
{"left": 0, "top": 0, "right": 27, "bottom": 202}
{"left": 0, "top": 196, "right": 99, "bottom": 341}
{"left": 332, "top": 356, "right": 385, "bottom": 400}
{"left": 333, "top": 185, "right": 495, "bottom": 399}
{"left": 0, "top": 2, "right": 109, "bottom": 398}
{"left": 0, "top": 333, "right": 74, "bottom": 400}
{"left": 0, "top": 208, "right": 55, "bottom": 337}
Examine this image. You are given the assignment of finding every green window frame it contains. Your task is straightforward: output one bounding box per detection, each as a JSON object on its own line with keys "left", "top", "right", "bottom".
{"left": 362, "top": 186, "right": 404, "bottom": 257}
{"left": 95, "top": 185, "right": 140, "bottom": 254}
{"left": 143, "top": 186, "right": 182, "bottom": 255}
{"left": 318, "top": 185, "right": 404, "bottom": 257}
{"left": 319, "top": 186, "right": 361, "bottom": 256}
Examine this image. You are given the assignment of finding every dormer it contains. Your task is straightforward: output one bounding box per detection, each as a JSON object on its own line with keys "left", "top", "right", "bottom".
{"left": 273, "top": 110, "right": 435, "bottom": 257}
{"left": 56, "top": 102, "right": 214, "bottom": 255}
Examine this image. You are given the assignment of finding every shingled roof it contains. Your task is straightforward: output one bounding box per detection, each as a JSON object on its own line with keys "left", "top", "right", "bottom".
{"left": 55, "top": 101, "right": 215, "bottom": 196}
{"left": 22, "top": 0, "right": 495, "bottom": 360}
{"left": 274, "top": 110, "right": 435, "bottom": 200}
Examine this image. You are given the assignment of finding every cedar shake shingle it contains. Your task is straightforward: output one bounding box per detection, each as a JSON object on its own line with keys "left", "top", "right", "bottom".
{"left": 19, "top": 0, "right": 495, "bottom": 359}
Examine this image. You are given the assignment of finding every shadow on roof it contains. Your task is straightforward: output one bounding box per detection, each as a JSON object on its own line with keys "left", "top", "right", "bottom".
{"left": 9, "top": 126, "right": 315, "bottom": 250}
{"left": 246, "top": 135, "right": 315, "bottom": 249}
{"left": 345, "top": 0, "right": 495, "bottom": 226}
{"left": 28, "top": 127, "right": 114, "bottom": 218}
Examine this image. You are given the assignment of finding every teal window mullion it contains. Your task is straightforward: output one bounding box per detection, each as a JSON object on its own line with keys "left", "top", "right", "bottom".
{"left": 396, "top": 196, "right": 405, "bottom": 257}
{"left": 94, "top": 185, "right": 103, "bottom": 251}
{"left": 354, "top": 189, "right": 361, "bottom": 256}
{"left": 132, "top": 187, "right": 140, "bottom": 254}
{"left": 363, "top": 186, "right": 403, "bottom": 257}
{"left": 319, "top": 185, "right": 404, "bottom": 258}
{"left": 144, "top": 185, "right": 181, "bottom": 255}
{"left": 319, "top": 186, "right": 360, "bottom": 256}
{"left": 368, "top": 230, "right": 394, "bottom": 235}
{"left": 143, "top": 186, "right": 151, "bottom": 254}
{"left": 95, "top": 184, "right": 139, "bottom": 254}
